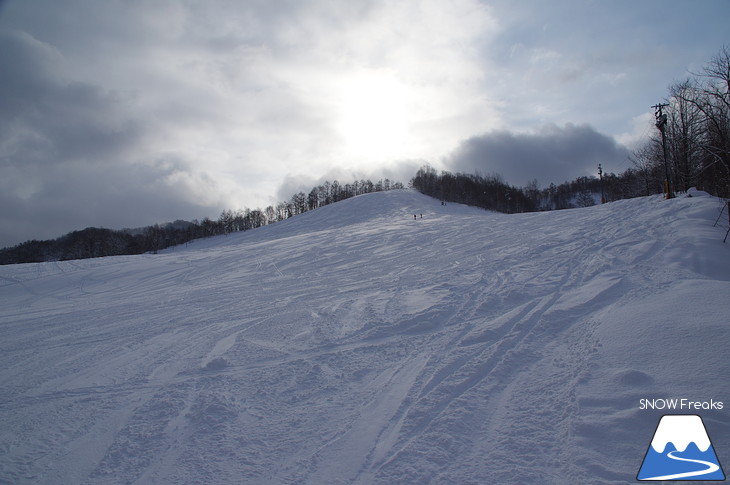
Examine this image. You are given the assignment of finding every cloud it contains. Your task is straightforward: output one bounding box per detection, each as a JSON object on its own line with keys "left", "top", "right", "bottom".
{"left": 0, "top": 28, "right": 227, "bottom": 247}
{"left": 0, "top": 157, "right": 221, "bottom": 247}
{"left": 273, "top": 159, "right": 424, "bottom": 203}
{"left": 2, "top": 0, "right": 729, "bottom": 247}
{"left": 446, "top": 123, "right": 631, "bottom": 187}
{"left": 0, "top": 29, "right": 150, "bottom": 167}
{"left": 0, "top": 0, "right": 503, "bottom": 246}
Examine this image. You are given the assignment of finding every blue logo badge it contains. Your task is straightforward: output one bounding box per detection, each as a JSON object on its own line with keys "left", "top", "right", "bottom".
{"left": 638, "top": 414, "right": 725, "bottom": 481}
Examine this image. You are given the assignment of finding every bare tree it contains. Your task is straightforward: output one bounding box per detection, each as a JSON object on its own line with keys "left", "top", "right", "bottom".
{"left": 667, "top": 79, "right": 705, "bottom": 191}
{"left": 673, "top": 46, "right": 730, "bottom": 197}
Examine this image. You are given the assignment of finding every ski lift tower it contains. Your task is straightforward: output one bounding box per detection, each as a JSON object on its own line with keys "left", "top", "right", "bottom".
{"left": 598, "top": 163, "right": 606, "bottom": 204}
{"left": 652, "top": 103, "right": 673, "bottom": 199}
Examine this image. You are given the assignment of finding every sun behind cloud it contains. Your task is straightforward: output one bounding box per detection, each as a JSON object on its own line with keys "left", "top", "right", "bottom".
{"left": 335, "top": 70, "right": 409, "bottom": 163}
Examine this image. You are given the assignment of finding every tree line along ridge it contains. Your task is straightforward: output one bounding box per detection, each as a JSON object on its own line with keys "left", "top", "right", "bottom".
{"left": 0, "top": 179, "right": 405, "bottom": 264}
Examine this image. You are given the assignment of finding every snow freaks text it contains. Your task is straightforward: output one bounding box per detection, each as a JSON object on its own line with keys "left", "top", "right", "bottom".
{"left": 639, "top": 399, "right": 724, "bottom": 411}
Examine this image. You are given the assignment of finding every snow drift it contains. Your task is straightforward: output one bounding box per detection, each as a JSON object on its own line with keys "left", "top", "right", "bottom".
{"left": 1, "top": 189, "right": 729, "bottom": 484}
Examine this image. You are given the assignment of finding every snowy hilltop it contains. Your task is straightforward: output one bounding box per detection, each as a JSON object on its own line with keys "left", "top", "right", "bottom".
{"left": 651, "top": 415, "right": 712, "bottom": 454}
{"left": 1, "top": 189, "right": 729, "bottom": 484}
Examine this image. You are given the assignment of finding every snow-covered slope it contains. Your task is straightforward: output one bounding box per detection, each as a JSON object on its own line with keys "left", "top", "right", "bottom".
{"left": 1, "top": 189, "right": 729, "bottom": 484}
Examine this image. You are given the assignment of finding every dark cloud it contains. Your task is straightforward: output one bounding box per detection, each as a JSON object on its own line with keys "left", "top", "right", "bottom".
{"left": 0, "top": 30, "right": 60, "bottom": 115}
{"left": 0, "top": 28, "right": 222, "bottom": 247}
{"left": 446, "top": 123, "right": 631, "bottom": 187}
{"left": 0, "top": 29, "right": 146, "bottom": 165}
{"left": 0, "top": 157, "right": 221, "bottom": 248}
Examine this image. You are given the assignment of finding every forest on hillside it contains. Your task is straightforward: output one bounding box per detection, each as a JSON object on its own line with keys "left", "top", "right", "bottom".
{"left": 0, "top": 179, "right": 404, "bottom": 264}
{"left": 635, "top": 46, "right": 730, "bottom": 199}
{"left": 411, "top": 165, "right": 630, "bottom": 213}
{"left": 414, "top": 47, "right": 730, "bottom": 212}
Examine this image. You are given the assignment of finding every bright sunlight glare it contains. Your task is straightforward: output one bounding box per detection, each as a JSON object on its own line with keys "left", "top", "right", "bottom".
{"left": 336, "top": 71, "right": 410, "bottom": 162}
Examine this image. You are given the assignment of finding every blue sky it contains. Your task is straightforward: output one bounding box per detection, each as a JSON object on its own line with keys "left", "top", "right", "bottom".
{"left": 0, "top": 0, "right": 728, "bottom": 246}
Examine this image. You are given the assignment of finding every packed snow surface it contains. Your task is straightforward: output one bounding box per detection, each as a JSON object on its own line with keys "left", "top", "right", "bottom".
{"left": 1, "top": 189, "right": 729, "bottom": 484}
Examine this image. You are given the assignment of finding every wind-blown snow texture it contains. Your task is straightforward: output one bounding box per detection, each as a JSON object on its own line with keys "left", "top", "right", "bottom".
{"left": 1, "top": 189, "right": 729, "bottom": 484}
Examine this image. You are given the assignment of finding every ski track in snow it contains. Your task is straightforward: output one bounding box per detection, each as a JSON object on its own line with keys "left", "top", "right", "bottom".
{"left": 1, "top": 189, "right": 729, "bottom": 484}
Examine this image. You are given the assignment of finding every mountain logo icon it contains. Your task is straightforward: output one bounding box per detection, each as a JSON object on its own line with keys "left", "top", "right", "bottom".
{"left": 637, "top": 414, "right": 725, "bottom": 481}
